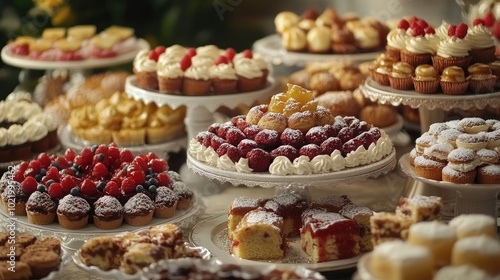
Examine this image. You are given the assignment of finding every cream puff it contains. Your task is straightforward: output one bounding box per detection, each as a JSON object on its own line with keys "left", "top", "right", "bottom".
{"left": 455, "top": 132, "right": 488, "bottom": 151}
{"left": 443, "top": 148, "right": 479, "bottom": 184}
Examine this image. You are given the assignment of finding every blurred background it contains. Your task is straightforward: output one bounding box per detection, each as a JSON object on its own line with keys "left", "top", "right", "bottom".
{"left": 0, "top": 0, "right": 463, "bottom": 98}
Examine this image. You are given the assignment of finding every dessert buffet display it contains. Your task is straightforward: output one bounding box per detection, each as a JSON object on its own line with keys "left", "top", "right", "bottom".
{"left": 359, "top": 213, "right": 500, "bottom": 280}
{"left": 133, "top": 45, "right": 269, "bottom": 94}
{"left": 187, "top": 84, "right": 396, "bottom": 187}
{"left": 0, "top": 144, "right": 204, "bottom": 242}
{"left": 1, "top": 25, "right": 149, "bottom": 69}
{"left": 73, "top": 224, "right": 209, "bottom": 278}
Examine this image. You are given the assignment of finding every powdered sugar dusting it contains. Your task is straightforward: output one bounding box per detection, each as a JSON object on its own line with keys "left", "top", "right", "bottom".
{"left": 448, "top": 148, "right": 476, "bottom": 162}
{"left": 124, "top": 193, "right": 154, "bottom": 214}
{"left": 340, "top": 203, "right": 372, "bottom": 219}
{"left": 438, "top": 129, "right": 462, "bottom": 141}
{"left": 478, "top": 164, "right": 500, "bottom": 175}
{"left": 232, "top": 196, "right": 264, "bottom": 209}
{"left": 404, "top": 195, "right": 442, "bottom": 208}
{"left": 94, "top": 195, "right": 123, "bottom": 216}
{"left": 57, "top": 195, "right": 90, "bottom": 214}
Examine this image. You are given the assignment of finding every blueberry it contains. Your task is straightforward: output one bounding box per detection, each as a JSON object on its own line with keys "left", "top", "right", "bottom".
{"left": 148, "top": 178, "right": 158, "bottom": 186}
{"left": 135, "top": 185, "right": 144, "bottom": 193}
{"left": 97, "top": 153, "right": 105, "bottom": 162}
{"left": 91, "top": 145, "right": 98, "bottom": 153}
{"left": 39, "top": 168, "right": 47, "bottom": 176}
{"left": 46, "top": 179, "right": 55, "bottom": 187}
{"left": 143, "top": 181, "right": 151, "bottom": 189}
{"left": 70, "top": 187, "right": 80, "bottom": 196}
{"left": 97, "top": 181, "right": 106, "bottom": 192}
{"left": 147, "top": 167, "right": 154, "bottom": 175}
{"left": 50, "top": 162, "right": 59, "bottom": 168}
{"left": 145, "top": 174, "right": 153, "bottom": 181}
{"left": 35, "top": 174, "right": 43, "bottom": 182}
{"left": 148, "top": 185, "right": 157, "bottom": 193}
{"left": 37, "top": 184, "right": 46, "bottom": 192}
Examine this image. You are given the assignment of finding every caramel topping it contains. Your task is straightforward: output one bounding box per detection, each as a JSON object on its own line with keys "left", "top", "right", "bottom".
{"left": 415, "top": 64, "right": 438, "bottom": 78}
{"left": 441, "top": 66, "right": 465, "bottom": 82}
{"left": 468, "top": 63, "right": 492, "bottom": 76}
{"left": 391, "top": 62, "right": 414, "bottom": 77}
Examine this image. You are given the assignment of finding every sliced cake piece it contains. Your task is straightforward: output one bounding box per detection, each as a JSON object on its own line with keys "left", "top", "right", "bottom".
{"left": 340, "top": 203, "right": 374, "bottom": 252}
{"left": 227, "top": 196, "right": 267, "bottom": 238}
{"left": 309, "top": 194, "right": 351, "bottom": 212}
{"left": 370, "top": 212, "right": 413, "bottom": 246}
{"left": 230, "top": 208, "right": 286, "bottom": 260}
{"left": 263, "top": 192, "right": 308, "bottom": 237}
{"left": 395, "top": 195, "right": 443, "bottom": 222}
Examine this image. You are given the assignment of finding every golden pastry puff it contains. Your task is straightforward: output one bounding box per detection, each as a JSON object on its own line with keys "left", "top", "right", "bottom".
{"left": 441, "top": 66, "right": 466, "bottom": 82}
{"left": 414, "top": 64, "right": 438, "bottom": 81}
{"left": 281, "top": 27, "right": 307, "bottom": 52}
{"left": 391, "top": 62, "right": 414, "bottom": 78}
{"left": 467, "top": 63, "right": 494, "bottom": 79}
{"left": 274, "top": 11, "right": 300, "bottom": 34}
{"left": 306, "top": 26, "right": 331, "bottom": 53}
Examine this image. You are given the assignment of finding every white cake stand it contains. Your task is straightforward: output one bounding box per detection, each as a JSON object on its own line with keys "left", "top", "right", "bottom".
{"left": 361, "top": 77, "right": 500, "bottom": 219}
{"left": 399, "top": 153, "right": 500, "bottom": 218}
{"left": 124, "top": 76, "right": 280, "bottom": 194}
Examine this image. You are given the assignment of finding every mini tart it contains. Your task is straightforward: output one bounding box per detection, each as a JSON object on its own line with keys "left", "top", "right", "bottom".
{"left": 154, "top": 187, "right": 178, "bottom": 218}
{"left": 171, "top": 181, "right": 193, "bottom": 210}
{"left": 56, "top": 195, "right": 90, "bottom": 229}
{"left": 123, "top": 193, "right": 154, "bottom": 226}
{"left": 414, "top": 156, "right": 446, "bottom": 181}
{"left": 442, "top": 165, "right": 477, "bottom": 184}
{"left": 25, "top": 191, "right": 56, "bottom": 225}
{"left": 388, "top": 61, "right": 414, "bottom": 90}
{"left": 440, "top": 66, "right": 469, "bottom": 95}
{"left": 412, "top": 64, "right": 440, "bottom": 94}
{"left": 455, "top": 133, "right": 488, "bottom": 151}
{"left": 467, "top": 63, "right": 496, "bottom": 93}
{"left": 93, "top": 196, "right": 124, "bottom": 230}
{"left": 20, "top": 247, "right": 60, "bottom": 279}
{"left": 477, "top": 164, "right": 500, "bottom": 184}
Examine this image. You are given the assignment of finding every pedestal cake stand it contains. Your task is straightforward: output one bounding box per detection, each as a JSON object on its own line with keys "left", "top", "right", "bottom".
{"left": 360, "top": 77, "right": 500, "bottom": 219}
{"left": 125, "top": 75, "right": 279, "bottom": 194}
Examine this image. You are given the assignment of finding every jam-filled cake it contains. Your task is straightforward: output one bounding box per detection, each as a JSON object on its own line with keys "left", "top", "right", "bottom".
{"left": 0, "top": 143, "right": 195, "bottom": 229}
{"left": 227, "top": 196, "right": 268, "bottom": 237}
{"left": 189, "top": 84, "right": 393, "bottom": 175}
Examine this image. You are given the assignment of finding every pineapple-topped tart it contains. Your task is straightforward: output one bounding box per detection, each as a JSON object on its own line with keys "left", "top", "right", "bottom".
{"left": 189, "top": 84, "right": 394, "bottom": 175}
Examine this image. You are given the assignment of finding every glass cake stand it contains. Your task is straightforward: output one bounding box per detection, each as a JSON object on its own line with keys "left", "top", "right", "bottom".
{"left": 125, "top": 76, "right": 279, "bottom": 194}
{"left": 360, "top": 77, "right": 500, "bottom": 219}
{"left": 186, "top": 149, "right": 397, "bottom": 189}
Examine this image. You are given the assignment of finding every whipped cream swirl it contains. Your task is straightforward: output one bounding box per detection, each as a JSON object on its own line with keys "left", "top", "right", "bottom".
{"left": 436, "top": 37, "right": 470, "bottom": 58}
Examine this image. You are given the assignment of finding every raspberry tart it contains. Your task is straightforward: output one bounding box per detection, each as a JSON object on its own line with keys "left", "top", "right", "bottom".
{"left": 0, "top": 143, "right": 196, "bottom": 229}
{"left": 188, "top": 84, "right": 394, "bottom": 175}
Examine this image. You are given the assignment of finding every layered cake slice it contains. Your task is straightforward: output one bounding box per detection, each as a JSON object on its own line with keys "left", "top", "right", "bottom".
{"left": 230, "top": 208, "right": 286, "bottom": 260}
{"left": 339, "top": 202, "right": 373, "bottom": 252}
{"left": 227, "top": 196, "right": 267, "bottom": 238}
{"left": 395, "top": 195, "right": 443, "bottom": 222}
{"left": 301, "top": 209, "right": 360, "bottom": 262}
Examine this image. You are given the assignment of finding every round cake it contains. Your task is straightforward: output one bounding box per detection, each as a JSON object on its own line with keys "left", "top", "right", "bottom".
{"left": 188, "top": 84, "right": 393, "bottom": 175}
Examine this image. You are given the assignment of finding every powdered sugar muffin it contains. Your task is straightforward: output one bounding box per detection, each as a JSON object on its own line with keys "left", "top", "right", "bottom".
{"left": 448, "top": 214, "right": 497, "bottom": 239}
{"left": 56, "top": 194, "right": 90, "bottom": 229}
{"left": 407, "top": 221, "right": 456, "bottom": 267}
{"left": 93, "top": 196, "right": 124, "bottom": 230}
{"left": 123, "top": 193, "right": 154, "bottom": 226}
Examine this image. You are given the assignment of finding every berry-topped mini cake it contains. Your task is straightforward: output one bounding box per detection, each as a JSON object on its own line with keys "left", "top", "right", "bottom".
{"left": 189, "top": 84, "right": 393, "bottom": 175}
{"left": 0, "top": 143, "right": 196, "bottom": 229}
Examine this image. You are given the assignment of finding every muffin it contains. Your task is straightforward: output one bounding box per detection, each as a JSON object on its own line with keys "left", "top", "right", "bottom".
{"left": 412, "top": 64, "right": 440, "bottom": 94}
{"left": 133, "top": 50, "right": 159, "bottom": 90}
{"left": 465, "top": 23, "right": 496, "bottom": 64}
{"left": 0, "top": 261, "right": 32, "bottom": 280}
{"left": 477, "top": 164, "right": 500, "bottom": 184}
{"left": 182, "top": 66, "right": 211, "bottom": 95}
{"left": 123, "top": 193, "right": 154, "bottom": 226}
{"left": 432, "top": 23, "right": 472, "bottom": 73}
{"left": 467, "top": 63, "right": 496, "bottom": 93}
{"left": 385, "top": 19, "right": 409, "bottom": 59}
{"left": 234, "top": 58, "right": 263, "bottom": 92}
{"left": 440, "top": 66, "right": 469, "bottom": 95}
{"left": 157, "top": 61, "right": 184, "bottom": 94}
{"left": 2, "top": 183, "right": 29, "bottom": 216}
{"left": 388, "top": 61, "right": 414, "bottom": 90}
{"left": 93, "top": 196, "right": 124, "bottom": 230}
{"left": 407, "top": 221, "right": 456, "bottom": 267}
{"left": 25, "top": 191, "right": 56, "bottom": 225}
{"left": 56, "top": 195, "right": 90, "bottom": 229}
{"left": 170, "top": 182, "right": 193, "bottom": 210}
{"left": 154, "top": 186, "right": 178, "bottom": 218}
{"left": 449, "top": 214, "right": 498, "bottom": 239}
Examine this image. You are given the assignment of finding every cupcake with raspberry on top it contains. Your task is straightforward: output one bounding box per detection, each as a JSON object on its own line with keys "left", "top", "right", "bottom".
{"left": 432, "top": 23, "right": 472, "bottom": 73}
{"left": 400, "top": 18, "right": 438, "bottom": 67}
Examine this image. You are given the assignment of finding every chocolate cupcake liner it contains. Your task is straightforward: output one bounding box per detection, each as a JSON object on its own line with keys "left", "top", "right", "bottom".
{"left": 470, "top": 46, "right": 496, "bottom": 64}
{"left": 158, "top": 76, "right": 183, "bottom": 94}
{"left": 440, "top": 80, "right": 469, "bottom": 95}
{"left": 412, "top": 78, "right": 440, "bottom": 94}
{"left": 182, "top": 78, "right": 212, "bottom": 96}
{"left": 212, "top": 78, "right": 237, "bottom": 94}
{"left": 432, "top": 55, "right": 472, "bottom": 73}
{"left": 468, "top": 76, "right": 497, "bottom": 94}
{"left": 388, "top": 76, "right": 413, "bottom": 90}
{"left": 400, "top": 50, "right": 432, "bottom": 68}
{"left": 369, "top": 68, "right": 390, "bottom": 86}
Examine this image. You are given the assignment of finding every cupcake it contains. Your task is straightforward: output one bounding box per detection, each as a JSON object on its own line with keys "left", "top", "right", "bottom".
{"left": 57, "top": 195, "right": 90, "bottom": 229}
{"left": 182, "top": 66, "right": 212, "bottom": 95}
{"left": 7, "top": 125, "right": 31, "bottom": 161}
{"left": 400, "top": 25, "right": 437, "bottom": 68}
{"left": 432, "top": 23, "right": 471, "bottom": 73}
{"left": 477, "top": 164, "right": 500, "bottom": 184}
{"left": 435, "top": 20, "right": 452, "bottom": 39}
{"left": 93, "top": 196, "right": 124, "bottom": 230}
{"left": 414, "top": 155, "right": 446, "bottom": 181}
{"left": 487, "top": 60, "right": 500, "bottom": 87}
{"left": 467, "top": 63, "right": 496, "bottom": 93}
{"left": 157, "top": 57, "right": 184, "bottom": 94}
{"left": 171, "top": 181, "right": 193, "bottom": 210}
{"left": 440, "top": 66, "right": 469, "bottom": 95}
{"left": 26, "top": 191, "right": 56, "bottom": 225}
{"left": 27, "top": 113, "right": 59, "bottom": 148}
{"left": 442, "top": 148, "right": 479, "bottom": 184}
{"left": 123, "top": 193, "right": 154, "bottom": 226}
{"left": 133, "top": 49, "right": 159, "bottom": 90}
{"left": 253, "top": 53, "right": 270, "bottom": 86}
{"left": 196, "top": 45, "right": 222, "bottom": 60}
{"left": 210, "top": 62, "right": 237, "bottom": 94}
{"left": 154, "top": 186, "right": 178, "bottom": 218}
{"left": 22, "top": 121, "right": 48, "bottom": 153}
{"left": 465, "top": 23, "right": 496, "bottom": 64}
{"left": 1, "top": 182, "right": 28, "bottom": 216}
{"left": 369, "top": 54, "right": 396, "bottom": 86}
{"left": 0, "top": 128, "right": 11, "bottom": 162}
{"left": 422, "top": 143, "right": 454, "bottom": 164}
{"left": 234, "top": 58, "right": 264, "bottom": 92}
{"left": 476, "top": 148, "right": 499, "bottom": 166}
{"left": 385, "top": 19, "right": 410, "bottom": 60}
{"left": 388, "top": 61, "right": 414, "bottom": 90}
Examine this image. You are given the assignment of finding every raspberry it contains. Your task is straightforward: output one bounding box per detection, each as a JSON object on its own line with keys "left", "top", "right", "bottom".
{"left": 215, "top": 55, "right": 230, "bottom": 65}
{"left": 149, "top": 158, "right": 168, "bottom": 173}
{"left": 208, "top": 123, "right": 221, "bottom": 133}
{"left": 411, "top": 26, "right": 424, "bottom": 37}
{"left": 73, "top": 155, "right": 84, "bottom": 167}
{"left": 246, "top": 148, "right": 271, "bottom": 172}
{"left": 108, "top": 146, "right": 120, "bottom": 160}
{"left": 305, "top": 126, "right": 329, "bottom": 145}
{"left": 127, "top": 162, "right": 142, "bottom": 173}
{"left": 320, "top": 137, "right": 343, "bottom": 155}
{"left": 60, "top": 175, "right": 77, "bottom": 194}
{"left": 358, "top": 121, "right": 371, "bottom": 134}
{"left": 243, "top": 125, "right": 261, "bottom": 140}
{"left": 92, "top": 153, "right": 110, "bottom": 168}
{"left": 80, "top": 179, "right": 98, "bottom": 197}
{"left": 485, "top": 12, "right": 495, "bottom": 27}
{"left": 424, "top": 26, "right": 435, "bottom": 35}
{"left": 227, "top": 146, "right": 243, "bottom": 163}
{"left": 323, "top": 124, "right": 340, "bottom": 138}
{"left": 148, "top": 50, "right": 160, "bottom": 61}
{"left": 120, "top": 149, "right": 134, "bottom": 163}
{"left": 146, "top": 152, "right": 158, "bottom": 161}
{"left": 130, "top": 170, "right": 146, "bottom": 185}
{"left": 53, "top": 156, "right": 69, "bottom": 169}
{"left": 225, "top": 48, "right": 236, "bottom": 60}
{"left": 280, "top": 128, "right": 305, "bottom": 148}
{"left": 237, "top": 139, "right": 258, "bottom": 157}
{"left": 356, "top": 132, "right": 375, "bottom": 149}
{"left": 342, "top": 138, "right": 363, "bottom": 156}
{"left": 121, "top": 177, "right": 136, "bottom": 194}
{"left": 343, "top": 116, "right": 357, "bottom": 126}
{"left": 186, "top": 47, "right": 197, "bottom": 57}
{"left": 226, "top": 127, "right": 246, "bottom": 146}
{"left": 196, "top": 131, "right": 211, "bottom": 144}
{"left": 95, "top": 145, "right": 109, "bottom": 156}
{"left": 242, "top": 49, "right": 253, "bottom": 59}
{"left": 473, "top": 18, "right": 486, "bottom": 26}
{"left": 231, "top": 115, "right": 246, "bottom": 126}
{"left": 210, "top": 136, "right": 227, "bottom": 151}
{"left": 37, "top": 153, "right": 51, "bottom": 168}
{"left": 154, "top": 45, "right": 166, "bottom": 54}
{"left": 397, "top": 19, "right": 410, "bottom": 30}
{"left": 93, "top": 162, "right": 108, "bottom": 178}
{"left": 80, "top": 147, "right": 94, "bottom": 166}
{"left": 64, "top": 148, "right": 77, "bottom": 162}
{"left": 455, "top": 23, "right": 468, "bottom": 39}
{"left": 13, "top": 162, "right": 27, "bottom": 182}
{"left": 417, "top": 19, "right": 428, "bottom": 29}
{"left": 21, "top": 177, "right": 38, "bottom": 195}
{"left": 270, "top": 145, "right": 299, "bottom": 161}
{"left": 156, "top": 172, "right": 170, "bottom": 187}
{"left": 299, "top": 144, "right": 322, "bottom": 160}
{"left": 104, "top": 181, "right": 120, "bottom": 197}
{"left": 448, "top": 25, "right": 457, "bottom": 37}
{"left": 180, "top": 54, "right": 192, "bottom": 71}
{"left": 216, "top": 143, "right": 233, "bottom": 157}
{"left": 48, "top": 182, "right": 64, "bottom": 199}
{"left": 28, "top": 160, "right": 41, "bottom": 173}
{"left": 368, "top": 127, "right": 382, "bottom": 142}
{"left": 202, "top": 132, "right": 215, "bottom": 147}
{"left": 254, "top": 129, "right": 279, "bottom": 148}
{"left": 45, "top": 166, "right": 60, "bottom": 182}
{"left": 338, "top": 127, "right": 354, "bottom": 143}
{"left": 216, "top": 122, "right": 233, "bottom": 138}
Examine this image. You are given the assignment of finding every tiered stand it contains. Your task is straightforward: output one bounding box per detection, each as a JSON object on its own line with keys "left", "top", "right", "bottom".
{"left": 360, "top": 77, "right": 500, "bottom": 219}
